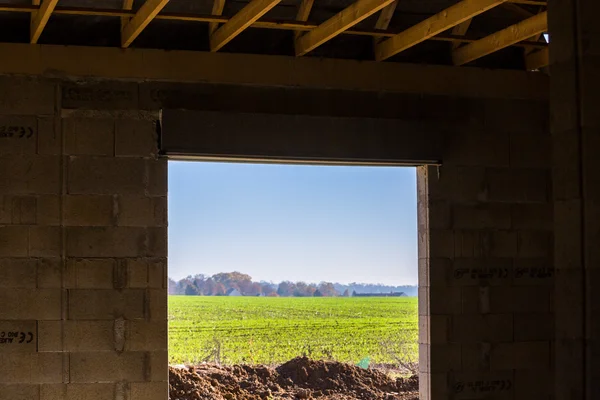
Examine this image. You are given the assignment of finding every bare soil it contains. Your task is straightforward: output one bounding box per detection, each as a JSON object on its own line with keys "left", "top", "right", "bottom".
{"left": 169, "top": 357, "right": 419, "bottom": 400}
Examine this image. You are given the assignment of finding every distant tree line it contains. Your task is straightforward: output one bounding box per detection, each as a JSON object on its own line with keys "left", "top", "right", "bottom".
{"left": 168, "top": 272, "right": 417, "bottom": 297}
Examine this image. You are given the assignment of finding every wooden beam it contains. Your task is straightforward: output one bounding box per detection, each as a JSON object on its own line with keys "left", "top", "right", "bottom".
{"left": 375, "top": 0, "right": 507, "bottom": 61}
{"left": 452, "top": 11, "right": 547, "bottom": 65}
{"left": 373, "top": 0, "right": 398, "bottom": 44}
{"left": 0, "top": 43, "right": 549, "bottom": 100}
{"left": 294, "top": 0, "right": 315, "bottom": 40}
{"left": 121, "top": 0, "right": 170, "bottom": 48}
{"left": 30, "top": 0, "right": 59, "bottom": 44}
{"left": 210, "top": 0, "right": 282, "bottom": 52}
{"left": 296, "top": 0, "right": 396, "bottom": 56}
{"left": 209, "top": 0, "right": 226, "bottom": 37}
{"left": 451, "top": 18, "right": 472, "bottom": 49}
{"left": 121, "top": 0, "right": 134, "bottom": 29}
{"left": 525, "top": 46, "right": 548, "bottom": 70}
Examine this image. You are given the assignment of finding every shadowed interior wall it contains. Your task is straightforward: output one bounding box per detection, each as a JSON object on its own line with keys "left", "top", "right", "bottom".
{"left": 0, "top": 75, "right": 551, "bottom": 400}
{"left": 0, "top": 77, "right": 168, "bottom": 400}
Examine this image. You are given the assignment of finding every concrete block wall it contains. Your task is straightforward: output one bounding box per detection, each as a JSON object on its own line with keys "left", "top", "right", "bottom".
{"left": 548, "top": 0, "right": 600, "bottom": 398}
{"left": 418, "top": 98, "right": 553, "bottom": 400}
{"left": 0, "top": 77, "right": 167, "bottom": 400}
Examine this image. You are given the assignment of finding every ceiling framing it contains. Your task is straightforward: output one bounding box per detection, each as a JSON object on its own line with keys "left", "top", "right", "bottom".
{"left": 0, "top": 0, "right": 549, "bottom": 70}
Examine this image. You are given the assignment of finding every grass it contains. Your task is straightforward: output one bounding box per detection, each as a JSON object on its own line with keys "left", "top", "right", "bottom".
{"left": 169, "top": 295, "right": 418, "bottom": 366}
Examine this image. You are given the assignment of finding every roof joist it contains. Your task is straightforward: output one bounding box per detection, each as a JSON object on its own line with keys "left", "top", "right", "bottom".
{"left": 121, "top": 0, "right": 170, "bottom": 48}
{"left": 375, "top": 0, "right": 507, "bottom": 61}
{"left": 373, "top": 0, "right": 398, "bottom": 44}
{"left": 296, "top": 0, "right": 396, "bottom": 56}
{"left": 30, "top": 0, "right": 59, "bottom": 44}
{"left": 452, "top": 11, "right": 547, "bottom": 65}
{"left": 210, "top": 0, "right": 282, "bottom": 52}
{"left": 209, "top": 0, "right": 226, "bottom": 36}
{"left": 295, "top": 0, "right": 315, "bottom": 40}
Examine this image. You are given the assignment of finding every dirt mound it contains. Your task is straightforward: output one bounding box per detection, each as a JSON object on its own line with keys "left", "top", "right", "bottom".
{"left": 169, "top": 357, "right": 418, "bottom": 400}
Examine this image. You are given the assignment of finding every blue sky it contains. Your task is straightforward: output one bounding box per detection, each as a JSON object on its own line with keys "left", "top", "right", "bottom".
{"left": 168, "top": 161, "right": 417, "bottom": 285}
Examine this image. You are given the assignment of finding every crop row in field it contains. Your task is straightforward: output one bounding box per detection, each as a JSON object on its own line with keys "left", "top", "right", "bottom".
{"left": 168, "top": 296, "right": 418, "bottom": 365}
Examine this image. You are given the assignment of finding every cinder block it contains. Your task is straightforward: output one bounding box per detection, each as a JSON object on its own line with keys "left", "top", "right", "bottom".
{"left": 37, "top": 118, "right": 61, "bottom": 156}
{"left": 68, "top": 157, "right": 146, "bottom": 195}
{"left": 127, "top": 321, "right": 167, "bottom": 352}
{"left": 40, "top": 384, "right": 65, "bottom": 400}
{"left": 510, "top": 133, "right": 551, "bottom": 168}
{"left": 66, "top": 227, "right": 147, "bottom": 258}
{"left": 0, "top": 155, "right": 61, "bottom": 195}
{"left": 429, "top": 343, "right": 461, "bottom": 373}
{"left": 63, "top": 321, "right": 114, "bottom": 352}
{"left": 430, "top": 286, "right": 462, "bottom": 315}
{"left": 491, "top": 341, "right": 550, "bottom": 371}
{"left": 451, "top": 258, "right": 512, "bottom": 286}
{"left": 38, "top": 321, "right": 63, "bottom": 352}
{"left": 430, "top": 229, "right": 454, "bottom": 258}
{"left": 517, "top": 231, "right": 553, "bottom": 258}
{"left": 0, "top": 259, "right": 37, "bottom": 288}
{"left": 554, "top": 199, "right": 582, "bottom": 269}
{"left": 514, "top": 313, "right": 553, "bottom": 341}
{"left": 69, "top": 352, "right": 147, "bottom": 383}
{"left": 64, "top": 195, "right": 115, "bottom": 226}
{"left": 487, "top": 168, "right": 549, "bottom": 203}
{"left": 37, "top": 196, "right": 61, "bottom": 226}
{"left": 68, "top": 289, "right": 145, "bottom": 320}
{"left": 513, "top": 258, "right": 553, "bottom": 286}
{"left": 147, "top": 159, "right": 167, "bottom": 196}
{"left": 117, "top": 196, "right": 166, "bottom": 227}
{"left": 0, "top": 289, "right": 61, "bottom": 320}
{"left": 63, "top": 118, "right": 114, "bottom": 156}
{"left": 0, "top": 77, "right": 55, "bottom": 116}
{"left": 514, "top": 369, "right": 552, "bottom": 400}
{"left": 127, "top": 259, "right": 148, "bottom": 288}
{"left": 130, "top": 382, "right": 168, "bottom": 400}
{"left": 453, "top": 204, "right": 511, "bottom": 230}
{"left": 0, "top": 117, "right": 38, "bottom": 155}
{"left": 511, "top": 203, "right": 553, "bottom": 230}
{"left": 29, "top": 227, "right": 61, "bottom": 257}
{"left": 148, "top": 259, "right": 166, "bottom": 289}
{"left": 461, "top": 343, "right": 491, "bottom": 371}
{"left": 36, "top": 353, "right": 63, "bottom": 383}
{"left": 451, "top": 314, "right": 513, "bottom": 343}
{"left": 0, "top": 196, "right": 37, "bottom": 224}
{"left": 0, "top": 384, "right": 39, "bottom": 400}
{"left": 427, "top": 315, "right": 450, "bottom": 344}
{"left": 62, "top": 82, "right": 138, "bottom": 110}
{"left": 37, "top": 258, "right": 62, "bottom": 288}
{"left": 65, "top": 258, "right": 115, "bottom": 289}
{"left": 146, "top": 289, "right": 167, "bottom": 321}
{"left": 444, "top": 129, "right": 509, "bottom": 167}
{"left": 147, "top": 350, "right": 168, "bottom": 382}
{"left": 65, "top": 383, "right": 114, "bottom": 400}
{"left": 115, "top": 119, "right": 157, "bottom": 157}
{"left": 0, "top": 353, "right": 62, "bottom": 383}
{"left": 429, "top": 201, "right": 451, "bottom": 229}
{"left": 513, "top": 341, "right": 551, "bottom": 369}
{"left": 0, "top": 226, "right": 29, "bottom": 257}
{"left": 490, "top": 286, "right": 552, "bottom": 314}
{"left": 451, "top": 371, "right": 514, "bottom": 400}
{"left": 146, "top": 228, "right": 167, "bottom": 257}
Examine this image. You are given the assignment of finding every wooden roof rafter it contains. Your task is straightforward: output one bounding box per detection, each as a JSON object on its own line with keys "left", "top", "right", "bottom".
{"left": 30, "top": 0, "right": 59, "bottom": 43}
{"left": 375, "top": 0, "right": 509, "bottom": 61}
{"left": 210, "top": 0, "right": 282, "bottom": 52}
{"left": 452, "top": 11, "right": 547, "bottom": 65}
{"left": 295, "top": 0, "right": 397, "bottom": 56}
{"left": 122, "top": 0, "right": 171, "bottom": 48}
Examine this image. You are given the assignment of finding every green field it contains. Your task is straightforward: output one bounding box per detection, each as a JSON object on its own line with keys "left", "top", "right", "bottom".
{"left": 169, "top": 296, "right": 418, "bottom": 365}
